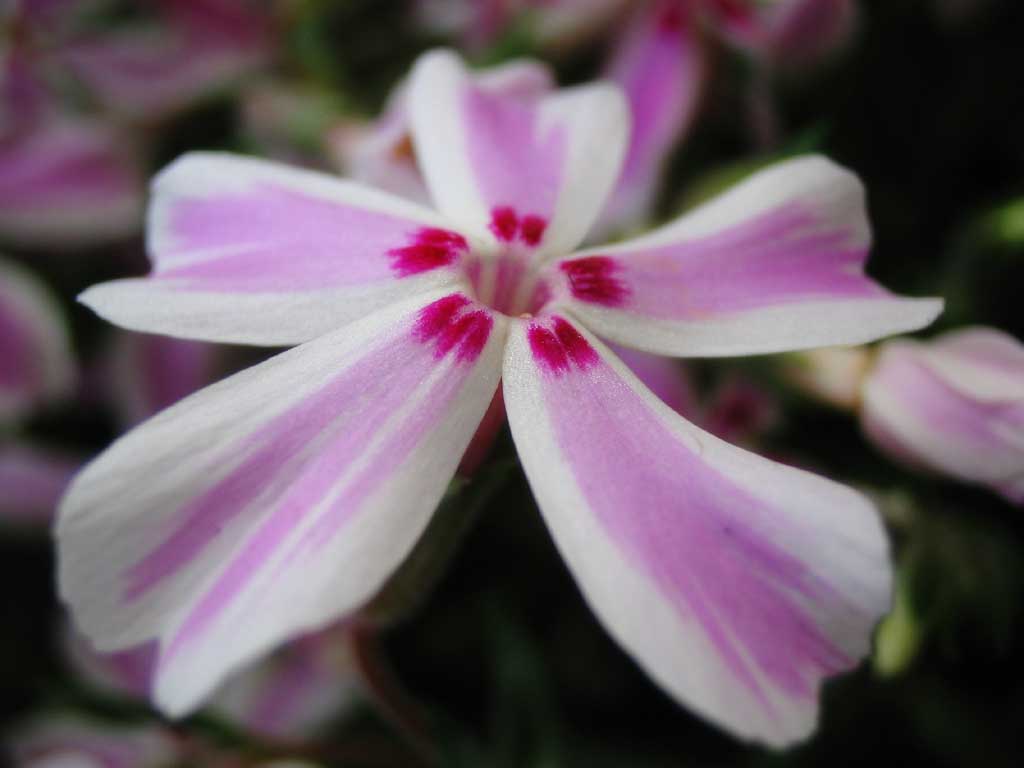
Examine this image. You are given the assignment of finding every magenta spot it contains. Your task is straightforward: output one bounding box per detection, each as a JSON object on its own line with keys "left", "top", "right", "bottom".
{"left": 656, "top": 1, "right": 687, "bottom": 32}
{"left": 387, "top": 227, "right": 468, "bottom": 277}
{"left": 519, "top": 214, "right": 547, "bottom": 246}
{"left": 528, "top": 325, "right": 569, "bottom": 375}
{"left": 528, "top": 316, "right": 596, "bottom": 376}
{"left": 560, "top": 256, "right": 630, "bottom": 306}
{"left": 489, "top": 206, "right": 519, "bottom": 242}
{"left": 456, "top": 312, "right": 493, "bottom": 362}
{"left": 552, "top": 317, "right": 598, "bottom": 369}
{"left": 414, "top": 294, "right": 492, "bottom": 363}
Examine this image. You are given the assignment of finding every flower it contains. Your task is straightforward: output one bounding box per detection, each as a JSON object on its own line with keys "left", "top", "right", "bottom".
{"left": 860, "top": 327, "right": 1024, "bottom": 503}
{"left": 59, "top": 49, "right": 942, "bottom": 746}
{"left": 0, "top": 51, "right": 145, "bottom": 249}
{"left": 56, "top": 0, "right": 272, "bottom": 122}
{"left": 0, "top": 257, "right": 74, "bottom": 423}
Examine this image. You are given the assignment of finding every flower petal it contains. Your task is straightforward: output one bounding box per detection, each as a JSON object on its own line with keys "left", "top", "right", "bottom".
{"left": 58, "top": 291, "right": 506, "bottom": 716}
{"left": 502, "top": 315, "right": 890, "bottom": 746}
{"left": 548, "top": 155, "right": 942, "bottom": 356}
{"left": 332, "top": 58, "right": 554, "bottom": 206}
{"left": 594, "top": 0, "right": 706, "bottom": 239}
{"left": 0, "top": 259, "right": 75, "bottom": 422}
{"left": 81, "top": 152, "right": 471, "bottom": 345}
{"left": 0, "top": 119, "right": 144, "bottom": 249}
{"left": 61, "top": 0, "right": 270, "bottom": 120}
{"left": 409, "top": 49, "right": 629, "bottom": 258}
{"left": 861, "top": 330, "right": 1024, "bottom": 501}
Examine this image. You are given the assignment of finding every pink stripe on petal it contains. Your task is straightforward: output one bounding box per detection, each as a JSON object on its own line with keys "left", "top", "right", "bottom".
{"left": 553, "top": 156, "right": 941, "bottom": 357}
{"left": 122, "top": 334, "right": 432, "bottom": 601}
{"left": 503, "top": 318, "right": 889, "bottom": 745}
{"left": 861, "top": 334, "right": 1024, "bottom": 499}
{"left": 158, "top": 184, "right": 456, "bottom": 290}
{"left": 409, "top": 50, "right": 628, "bottom": 257}
{"left": 463, "top": 85, "right": 566, "bottom": 232}
{"left": 571, "top": 205, "right": 879, "bottom": 318}
{"left": 165, "top": 300, "right": 494, "bottom": 658}
{"left": 60, "top": 292, "right": 504, "bottom": 716}
{"left": 83, "top": 153, "right": 464, "bottom": 345}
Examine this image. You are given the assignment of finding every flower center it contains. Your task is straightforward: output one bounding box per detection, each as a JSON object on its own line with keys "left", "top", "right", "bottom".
{"left": 463, "top": 207, "right": 553, "bottom": 317}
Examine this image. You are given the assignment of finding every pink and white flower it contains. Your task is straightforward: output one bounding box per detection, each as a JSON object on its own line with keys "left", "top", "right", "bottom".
{"left": 57, "top": 0, "right": 272, "bottom": 121}
{"left": 861, "top": 327, "right": 1024, "bottom": 503}
{"left": 0, "top": 51, "right": 145, "bottom": 248}
{"left": 0, "top": 258, "right": 74, "bottom": 422}
{"left": 59, "top": 50, "right": 942, "bottom": 746}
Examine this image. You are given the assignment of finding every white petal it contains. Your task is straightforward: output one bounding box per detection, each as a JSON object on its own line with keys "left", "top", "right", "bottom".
{"left": 502, "top": 314, "right": 890, "bottom": 746}
{"left": 58, "top": 290, "right": 505, "bottom": 716}
{"left": 546, "top": 155, "right": 942, "bottom": 357}
{"left": 408, "top": 49, "right": 629, "bottom": 258}
{"left": 81, "top": 152, "right": 472, "bottom": 345}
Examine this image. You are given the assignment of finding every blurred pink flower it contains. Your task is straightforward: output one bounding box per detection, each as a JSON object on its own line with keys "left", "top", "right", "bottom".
{"left": 58, "top": 0, "right": 273, "bottom": 121}
{"left": 861, "top": 327, "right": 1024, "bottom": 503}
{"left": 0, "top": 51, "right": 145, "bottom": 249}
{"left": 0, "top": 258, "right": 74, "bottom": 421}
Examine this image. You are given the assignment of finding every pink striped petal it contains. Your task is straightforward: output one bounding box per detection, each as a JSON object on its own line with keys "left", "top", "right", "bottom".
{"left": 595, "top": 0, "right": 706, "bottom": 239}
{"left": 0, "top": 259, "right": 75, "bottom": 422}
{"left": 503, "top": 315, "right": 890, "bottom": 746}
{"left": 861, "top": 328, "right": 1024, "bottom": 502}
{"left": 548, "top": 155, "right": 942, "bottom": 357}
{"left": 81, "top": 153, "right": 470, "bottom": 345}
{"left": 58, "top": 291, "right": 505, "bottom": 716}
{"left": 0, "top": 119, "right": 144, "bottom": 248}
{"left": 608, "top": 344, "right": 698, "bottom": 418}
{"left": 408, "top": 49, "right": 629, "bottom": 258}
{"left": 333, "top": 59, "right": 555, "bottom": 207}
{"left": 61, "top": 0, "right": 270, "bottom": 121}
{"left": 0, "top": 445, "right": 80, "bottom": 526}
